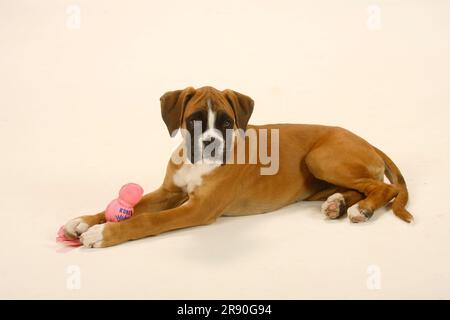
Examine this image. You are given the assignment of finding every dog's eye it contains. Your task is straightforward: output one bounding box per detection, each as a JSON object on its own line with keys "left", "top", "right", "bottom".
{"left": 223, "top": 120, "right": 232, "bottom": 128}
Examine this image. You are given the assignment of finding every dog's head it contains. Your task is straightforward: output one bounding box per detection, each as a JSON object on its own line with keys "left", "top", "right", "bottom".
{"left": 160, "top": 86, "right": 254, "bottom": 163}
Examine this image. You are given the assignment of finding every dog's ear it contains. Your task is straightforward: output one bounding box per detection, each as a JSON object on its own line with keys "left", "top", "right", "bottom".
{"left": 160, "top": 87, "right": 196, "bottom": 136}
{"left": 223, "top": 89, "right": 254, "bottom": 130}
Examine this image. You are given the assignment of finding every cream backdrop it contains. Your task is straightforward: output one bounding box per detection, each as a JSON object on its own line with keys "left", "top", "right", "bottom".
{"left": 1, "top": 0, "right": 449, "bottom": 299}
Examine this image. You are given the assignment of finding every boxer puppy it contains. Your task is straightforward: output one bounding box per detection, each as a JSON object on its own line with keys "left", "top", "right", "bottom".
{"left": 64, "top": 86, "right": 413, "bottom": 248}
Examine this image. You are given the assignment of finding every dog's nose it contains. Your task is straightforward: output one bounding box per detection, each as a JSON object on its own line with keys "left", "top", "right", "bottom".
{"left": 203, "top": 137, "right": 216, "bottom": 147}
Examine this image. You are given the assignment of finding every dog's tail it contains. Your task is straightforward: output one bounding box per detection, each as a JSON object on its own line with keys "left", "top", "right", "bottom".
{"left": 373, "top": 146, "right": 413, "bottom": 223}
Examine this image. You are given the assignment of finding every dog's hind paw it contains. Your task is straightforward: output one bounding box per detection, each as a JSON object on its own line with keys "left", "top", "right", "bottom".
{"left": 348, "top": 204, "right": 373, "bottom": 223}
{"left": 321, "top": 193, "right": 346, "bottom": 219}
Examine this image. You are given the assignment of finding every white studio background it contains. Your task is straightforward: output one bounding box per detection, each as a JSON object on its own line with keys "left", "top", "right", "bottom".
{"left": 0, "top": 0, "right": 449, "bottom": 298}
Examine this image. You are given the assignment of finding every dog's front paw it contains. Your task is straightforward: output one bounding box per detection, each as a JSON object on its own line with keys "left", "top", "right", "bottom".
{"left": 80, "top": 224, "right": 105, "bottom": 248}
{"left": 64, "top": 218, "right": 90, "bottom": 239}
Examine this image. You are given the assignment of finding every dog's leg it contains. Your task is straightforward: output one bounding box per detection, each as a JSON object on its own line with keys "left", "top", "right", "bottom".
{"left": 314, "top": 181, "right": 396, "bottom": 223}
{"left": 80, "top": 196, "right": 224, "bottom": 248}
{"left": 133, "top": 187, "right": 188, "bottom": 215}
{"left": 307, "top": 187, "right": 364, "bottom": 219}
{"left": 320, "top": 190, "right": 364, "bottom": 219}
{"left": 346, "top": 180, "right": 398, "bottom": 223}
{"left": 63, "top": 187, "right": 186, "bottom": 239}
{"left": 305, "top": 129, "right": 399, "bottom": 223}
{"left": 307, "top": 164, "right": 397, "bottom": 223}
{"left": 304, "top": 186, "right": 340, "bottom": 201}
{"left": 63, "top": 212, "right": 106, "bottom": 239}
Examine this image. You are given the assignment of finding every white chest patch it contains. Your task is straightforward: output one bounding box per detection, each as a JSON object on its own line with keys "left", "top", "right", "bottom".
{"left": 173, "top": 161, "right": 220, "bottom": 193}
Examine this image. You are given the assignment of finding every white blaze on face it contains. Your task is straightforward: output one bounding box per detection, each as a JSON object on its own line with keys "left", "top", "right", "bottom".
{"left": 207, "top": 99, "right": 216, "bottom": 130}
{"left": 199, "top": 98, "right": 224, "bottom": 162}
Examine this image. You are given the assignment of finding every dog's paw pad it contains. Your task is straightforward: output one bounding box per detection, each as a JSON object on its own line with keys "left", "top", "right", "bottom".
{"left": 80, "top": 224, "right": 104, "bottom": 248}
{"left": 321, "top": 193, "right": 346, "bottom": 219}
{"left": 348, "top": 204, "right": 372, "bottom": 223}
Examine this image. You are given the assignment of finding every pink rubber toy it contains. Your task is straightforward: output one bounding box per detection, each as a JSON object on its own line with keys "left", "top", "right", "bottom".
{"left": 56, "top": 183, "right": 144, "bottom": 247}
{"left": 56, "top": 226, "right": 81, "bottom": 246}
{"left": 105, "top": 183, "right": 144, "bottom": 222}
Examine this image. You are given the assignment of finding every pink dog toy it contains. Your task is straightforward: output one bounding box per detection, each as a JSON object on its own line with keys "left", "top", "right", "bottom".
{"left": 56, "top": 226, "right": 81, "bottom": 246}
{"left": 56, "top": 183, "right": 144, "bottom": 246}
{"left": 105, "top": 183, "right": 144, "bottom": 222}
